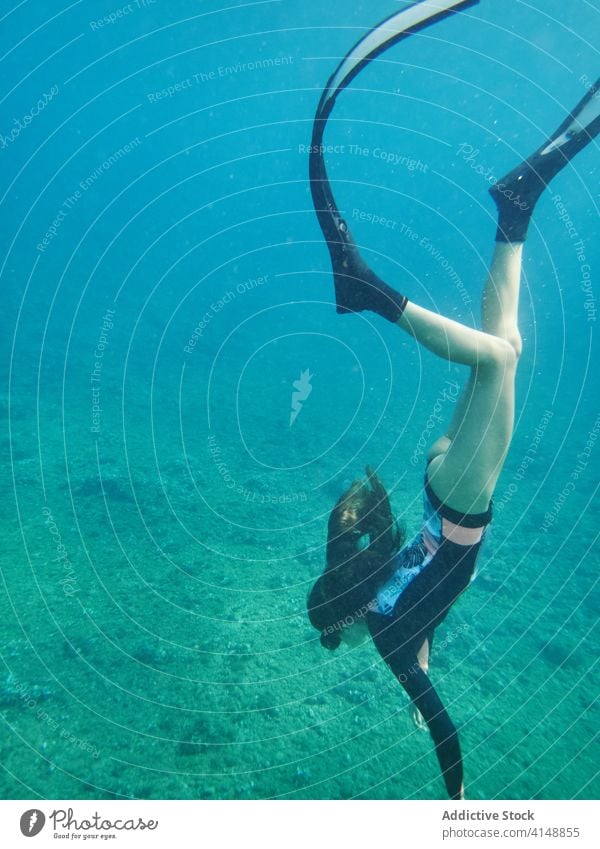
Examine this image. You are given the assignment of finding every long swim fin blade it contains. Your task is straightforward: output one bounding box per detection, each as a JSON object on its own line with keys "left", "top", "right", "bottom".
{"left": 308, "top": 0, "right": 480, "bottom": 320}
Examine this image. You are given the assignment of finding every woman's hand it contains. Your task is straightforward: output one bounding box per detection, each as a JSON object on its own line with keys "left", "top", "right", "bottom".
{"left": 409, "top": 701, "right": 427, "bottom": 730}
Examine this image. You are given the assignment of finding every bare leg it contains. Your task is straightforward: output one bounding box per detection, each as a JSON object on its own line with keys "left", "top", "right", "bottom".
{"left": 480, "top": 243, "right": 523, "bottom": 356}
{"left": 325, "top": 85, "right": 599, "bottom": 511}
{"left": 396, "top": 243, "right": 522, "bottom": 365}
{"left": 395, "top": 243, "right": 523, "bottom": 513}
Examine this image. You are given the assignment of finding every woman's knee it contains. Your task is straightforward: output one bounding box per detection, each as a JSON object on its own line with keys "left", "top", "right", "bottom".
{"left": 479, "top": 336, "right": 519, "bottom": 371}
{"left": 507, "top": 329, "right": 522, "bottom": 359}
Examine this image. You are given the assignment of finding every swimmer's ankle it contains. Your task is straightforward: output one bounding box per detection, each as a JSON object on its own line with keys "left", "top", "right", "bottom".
{"left": 330, "top": 220, "right": 408, "bottom": 322}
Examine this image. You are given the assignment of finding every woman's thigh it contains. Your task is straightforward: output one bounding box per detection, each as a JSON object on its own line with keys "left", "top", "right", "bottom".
{"left": 428, "top": 355, "right": 517, "bottom": 514}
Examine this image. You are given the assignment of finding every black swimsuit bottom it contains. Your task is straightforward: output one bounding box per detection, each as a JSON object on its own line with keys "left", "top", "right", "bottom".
{"left": 368, "top": 475, "right": 492, "bottom": 656}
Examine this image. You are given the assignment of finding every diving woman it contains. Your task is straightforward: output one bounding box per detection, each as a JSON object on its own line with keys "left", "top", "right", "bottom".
{"left": 306, "top": 2, "right": 600, "bottom": 801}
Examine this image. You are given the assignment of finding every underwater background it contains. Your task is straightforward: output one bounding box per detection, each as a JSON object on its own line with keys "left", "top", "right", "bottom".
{"left": 1, "top": 0, "right": 598, "bottom": 800}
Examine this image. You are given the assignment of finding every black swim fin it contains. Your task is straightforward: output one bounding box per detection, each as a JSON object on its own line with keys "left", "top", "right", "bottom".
{"left": 309, "top": 0, "right": 480, "bottom": 321}
{"left": 491, "top": 78, "right": 600, "bottom": 242}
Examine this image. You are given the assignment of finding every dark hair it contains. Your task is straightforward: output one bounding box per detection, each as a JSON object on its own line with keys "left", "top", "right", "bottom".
{"left": 307, "top": 466, "right": 404, "bottom": 649}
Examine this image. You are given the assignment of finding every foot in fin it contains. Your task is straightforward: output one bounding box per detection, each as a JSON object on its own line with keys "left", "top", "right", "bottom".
{"left": 309, "top": 1, "right": 480, "bottom": 322}
{"left": 325, "top": 215, "right": 408, "bottom": 323}
{"left": 490, "top": 78, "right": 600, "bottom": 242}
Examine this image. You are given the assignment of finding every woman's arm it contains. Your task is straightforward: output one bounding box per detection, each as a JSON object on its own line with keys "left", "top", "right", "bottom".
{"left": 416, "top": 632, "right": 432, "bottom": 672}
{"left": 409, "top": 631, "right": 433, "bottom": 730}
{"left": 400, "top": 655, "right": 463, "bottom": 799}
{"left": 371, "top": 629, "right": 463, "bottom": 799}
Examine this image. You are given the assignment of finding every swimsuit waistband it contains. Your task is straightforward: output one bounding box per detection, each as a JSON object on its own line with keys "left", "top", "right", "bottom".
{"left": 424, "top": 475, "right": 493, "bottom": 529}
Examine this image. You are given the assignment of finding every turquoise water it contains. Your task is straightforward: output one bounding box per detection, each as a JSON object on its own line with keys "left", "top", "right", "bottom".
{"left": 1, "top": 0, "right": 598, "bottom": 800}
